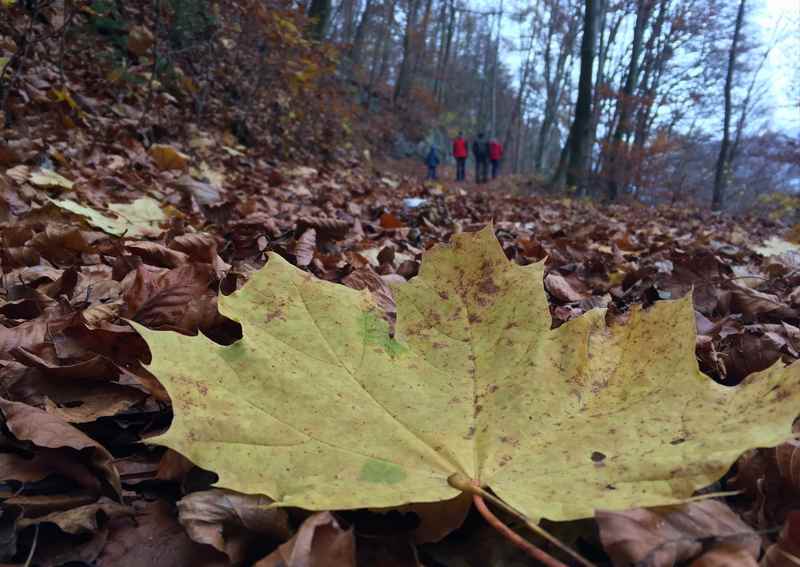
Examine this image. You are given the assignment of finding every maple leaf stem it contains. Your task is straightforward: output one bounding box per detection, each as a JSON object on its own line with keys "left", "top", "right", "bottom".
{"left": 23, "top": 524, "right": 39, "bottom": 567}
{"left": 448, "top": 473, "right": 597, "bottom": 567}
{"left": 778, "top": 548, "right": 800, "bottom": 566}
{"left": 471, "top": 491, "right": 570, "bottom": 567}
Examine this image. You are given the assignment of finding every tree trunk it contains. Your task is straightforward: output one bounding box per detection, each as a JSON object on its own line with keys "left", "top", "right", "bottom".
{"left": 434, "top": 0, "right": 456, "bottom": 104}
{"left": 341, "top": 0, "right": 357, "bottom": 43}
{"left": 712, "top": 0, "right": 746, "bottom": 211}
{"left": 409, "top": 0, "right": 435, "bottom": 90}
{"left": 367, "top": 0, "right": 398, "bottom": 107}
{"left": 349, "top": 0, "right": 376, "bottom": 70}
{"left": 604, "top": 0, "right": 653, "bottom": 201}
{"left": 490, "top": 0, "right": 503, "bottom": 136}
{"left": 551, "top": 0, "right": 598, "bottom": 192}
{"left": 730, "top": 46, "right": 770, "bottom": 165}
{"left": 503, "top": 26, "right": 536, "bottom": 156}
{"left": 632, "top": 0, "right": 667, "bottom": 155}
{"left": 535, "top": 4, "right": 579, "bottom": 173}
{"left": 307, "top": 0, "right": 331, "bottom": 40}
{"left": 394, "top": 0, "right": 422, "bottom": 104}
{"left": 534, "top": 7, "right": 557, "bottom": 172}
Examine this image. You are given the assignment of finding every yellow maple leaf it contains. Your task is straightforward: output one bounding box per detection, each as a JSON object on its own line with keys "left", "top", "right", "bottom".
{"left": 135, "top": 228, "right": 800, "bottom": 521}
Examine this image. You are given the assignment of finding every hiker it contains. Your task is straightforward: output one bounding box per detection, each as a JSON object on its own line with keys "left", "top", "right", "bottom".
{"left": 452, "top": 131, "right": 468, "bottom": 182}
{"left": 425, "top": 145, "right": 440, "bottom": 180}
{"left": 472, "top": 132, "right": 490, "bottom": 184}
{"left": 489, "top": 138, "right": 503, "bottom": 179}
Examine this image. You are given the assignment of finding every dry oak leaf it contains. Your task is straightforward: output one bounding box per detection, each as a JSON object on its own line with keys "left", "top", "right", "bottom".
{"left": 597, "top": 500, "right": 760, "bottom": 566}
{"left": 50, "top": 197, "right": 166, "bottom": 238}
{"left": 29, "top": 169, "right": 74, "bottom": 190}
{"left": 134, "top": 227, "right": 800, "bottom": 521}
{"left": 0, "top": 398, "right": 122, "bottom": 497}
{"left": 127, "top": 25, "right": 154, "bottom": 56}
{"left": 149, "top": 144, "right": 190, "bottom": 171}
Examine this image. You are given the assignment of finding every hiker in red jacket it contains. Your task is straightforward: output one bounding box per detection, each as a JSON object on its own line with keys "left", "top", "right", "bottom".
{"left": 489, "top": 139, "right": 503, "bottom": 180}
{"left": 452, "top": 132, "right": 468, "bottom": 182}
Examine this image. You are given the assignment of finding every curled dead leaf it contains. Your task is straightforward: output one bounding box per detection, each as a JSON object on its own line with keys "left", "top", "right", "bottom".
{"left": 545, "top": 272, "right": 587, "bottom": 302}
{"left": 178, "top": 488, "right": 291, "bottom": 564}
{"left": 255, "top": 512, "right": 355, "bottom": 567}
{"left": 292, "top": 228, "right": 316, "bottom": 268}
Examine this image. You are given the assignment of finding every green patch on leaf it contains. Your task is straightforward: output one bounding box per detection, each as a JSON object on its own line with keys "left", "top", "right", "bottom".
{"left": 359, "top": 459, "right": 407, "bottom": 484}
{"left": 361, "top": 311, "right": 407, "bottom": 357}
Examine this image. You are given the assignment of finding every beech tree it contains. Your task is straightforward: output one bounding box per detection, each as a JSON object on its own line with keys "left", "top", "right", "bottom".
{"left": 308, "top": 0, "right": 332, "bottom": 39}
{"left": 533, "top": 0, "right": 581, "bottom": 173}
{"left": 604, "top": 0, "right": 653, "bottom": 201}
{"left": 551, "top": 0, "right": 597, "bottom": 192}
{"left": 712, "top": 0, "right": 746, "bottom": 211}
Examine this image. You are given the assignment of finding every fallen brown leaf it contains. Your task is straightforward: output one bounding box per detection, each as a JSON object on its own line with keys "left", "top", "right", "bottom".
{"left": 597, "top": 501, "right": 760, "bottom": 567}
{"left": 0, "top": 398, "right": 121, "bottom": 497}
{"left": 255, "top": 512, "right": 355, "bottom": 567}
{"left": 178, "top": 488, "right": 291, "bottom": 565}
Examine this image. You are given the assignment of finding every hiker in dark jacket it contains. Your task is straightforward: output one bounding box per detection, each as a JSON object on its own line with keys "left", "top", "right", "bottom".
{"left": 425, "top": 145, "right": 440, "bottom": 180}
{"left": 472, "top": 133, "right": 489, "bottom": 184}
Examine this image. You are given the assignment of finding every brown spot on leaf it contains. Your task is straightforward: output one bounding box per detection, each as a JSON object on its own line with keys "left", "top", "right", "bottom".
{"left": 265, "top": 308, "right": 286, "bottom": 324}
{"left": 479, "top": 278, "right": 499, "bottom": 295}
{"left": 498, "top": 455, "right": 512, "bottom": 467}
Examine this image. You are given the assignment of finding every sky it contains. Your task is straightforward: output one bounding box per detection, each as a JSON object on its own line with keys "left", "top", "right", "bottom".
{"left": 754, "top": 0, "right": 799, "bottom": 134}
{"left": 497, "top": 0, "right": 800, "bottom": 136}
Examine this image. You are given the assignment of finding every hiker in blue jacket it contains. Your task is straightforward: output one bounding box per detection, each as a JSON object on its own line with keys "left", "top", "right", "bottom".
{"left": 425, "top": 145, "right": 440, "bottom": 180}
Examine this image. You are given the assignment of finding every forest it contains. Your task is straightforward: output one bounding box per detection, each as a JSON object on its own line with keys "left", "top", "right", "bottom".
{"left": 1, "top": 0, "right": 800, "bottom": 566}
{"left": 319, "top": 0, "right": 799, "bottom": 210}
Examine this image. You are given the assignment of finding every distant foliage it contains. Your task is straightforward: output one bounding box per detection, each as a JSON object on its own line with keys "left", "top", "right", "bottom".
{"left": 757, "top": 192, "right": 800, "bottom": 223}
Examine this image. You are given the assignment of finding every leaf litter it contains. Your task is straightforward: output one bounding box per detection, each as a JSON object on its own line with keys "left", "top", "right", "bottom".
{"left": 4, "top": 147, "right": 800, "bottom": 563}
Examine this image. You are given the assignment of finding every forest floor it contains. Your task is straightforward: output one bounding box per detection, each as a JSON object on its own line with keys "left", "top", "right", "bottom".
{"left": 3, "top": 113, "right": 800, "bottom": 565}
